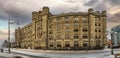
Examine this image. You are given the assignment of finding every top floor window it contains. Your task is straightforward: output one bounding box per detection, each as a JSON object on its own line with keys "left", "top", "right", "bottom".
{"left": 74, "top": 16, "right": 78, "bottom": 20}
{"left": 82, "top": 17, "right": 87, "bottom": 20}
{"left": 65, "top": 16, "right": 69, "bottom": 20}
{"left": 95, "top": 17, "right": 100, "bottom": 21}
{"left": 57, "top": 17, "right": 61, "bottom": 22}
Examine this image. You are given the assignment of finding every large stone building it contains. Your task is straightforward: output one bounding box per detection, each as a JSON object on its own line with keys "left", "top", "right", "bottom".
{"left": 15, "top": 6, "right": 107, "bottom": 50}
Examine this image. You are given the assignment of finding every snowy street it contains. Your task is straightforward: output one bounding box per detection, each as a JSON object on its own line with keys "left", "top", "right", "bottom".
{"left": 7, "top": 48, "right": 120, "bottom": 58}
{"left": 1, "top": 48, "right": 120, "bottom": 58}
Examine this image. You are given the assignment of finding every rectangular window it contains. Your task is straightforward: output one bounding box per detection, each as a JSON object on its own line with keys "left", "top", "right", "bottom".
{"left": 74, "top": 22, "right": 79, "bottom": 26}
{"left": 57, "top": 44, "right": 61, "bottom": 47}
{"left": 95, "top": 35, "right": 101, "bottom": 39}
{"left": 65, "top": 34, "right": 70, "bottom": 39}
{"left": 95, "top": 29, "right": 101, "bottom": 32}
{"left": 65, "top": 16, "right": 69, "bottom": 20}
{"left": 74, "top": 16, "right": 78, "bottom": 20}
{"left": 95, "top": 23, "right": 100, "bottom": 26}
{"left": 95, "top": 17, "right": 100, "bottom": 21}
{"left": 83, "top": 34, "right": 88, "bottom": 38}
{"left": 95, "top": 29, "right": 97, "bottom": 32}
{"left": 57, "top": 17, "right": 61, "bottom": 22}
{"left": 49, "top": 30, "right": 53, "bottom": 34}
{"left": 65, "top": 28, "right": 70, "bottom": 33}
{"left": 49, "top": 45, "right": 53, "bottom": 47}
{"left": 99, "top": 30, "right": 101, "bottom": 32}
{"left": 95, "top": 23, "right": 97, "bottom": 26}
{"left": 65, "top": 21, "right": 69, "bottom": 26}
{"left": 83, "top": 29, "right": 88, "bottom": 32}
{"left": 82, "top": 20, "right": 87, "bottom": 23}
{"left": 82, "top": 17, "right": 87, "bottom": 20}
{"left": 49, "top": 38, "right": 53, "bottom": 40}
{"left": 57, "top": 29, "right": 60, "bottom": 33}
{"left": 98, "top": 24, "right": 101, "bottom": 26}
{"left": 74, "top": 29, "right": 79, "bottom": 32}
{"left": 57, "top": 35, "right": 61, "bottom": 40}
{"left": 65, "top": 44, "right": 70, "bottom": 47}
{"left": 74, "top": 34, "right": 79, "bottom": 39}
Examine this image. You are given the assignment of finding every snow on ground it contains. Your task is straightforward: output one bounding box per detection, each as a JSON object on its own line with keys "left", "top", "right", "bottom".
{"left": 10, "top": 48, "right": 116, "bottom": 58}
{"left": 0, "top": 52, "right": 13, "bottom": 58}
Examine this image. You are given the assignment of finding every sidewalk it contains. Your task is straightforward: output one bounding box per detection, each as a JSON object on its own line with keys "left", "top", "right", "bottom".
{"left": 0, "top": 52, "right": 14, "bottom": 58}
{"left": 0, "top": 51, "right": 31, "bottom": 58}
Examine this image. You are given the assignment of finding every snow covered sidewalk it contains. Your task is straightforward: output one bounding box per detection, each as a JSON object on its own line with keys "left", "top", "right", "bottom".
{"left": 10, "top": 48, "right": 111, "bottom": 58}
{"left": 0, "top": 51, "right": 31, "bottom": 58}
{"left": 0, "top": 52, "right": 14, "bottom": 58}
{"left": 11, "top": 49, "right": 49, "bottom": 58}
{"left": 11, "top": 48, "right": 111, "bottom": 54}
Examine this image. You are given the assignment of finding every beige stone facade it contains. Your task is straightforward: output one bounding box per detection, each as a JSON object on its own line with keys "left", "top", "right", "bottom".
{"left": 15, "top": 6, "right": 107, "bottom": 50}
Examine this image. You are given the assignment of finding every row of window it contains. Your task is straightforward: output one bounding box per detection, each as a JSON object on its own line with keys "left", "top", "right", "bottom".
{"left": 49, "top": 28, "right": 89, "bottom": 34}
{"left": 49, "top": 35, "right": 101, "bottom": 40}
{"left": 49, "top": 16, "right": 101, "bottom": 24}
{"left": 49, "top": 35, "right": 88, "bottom": 40}
{"left": 49, "top": 44, "right": 80, "bottom": 47}
{"left": 49, "top": 23, "right": 101, "bottom": 29}
{"left": 49, "top": 28, "right": 101, "bottom": 34}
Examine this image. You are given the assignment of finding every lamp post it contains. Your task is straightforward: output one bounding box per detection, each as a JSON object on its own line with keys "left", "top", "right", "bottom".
{"left": 110, "top": 31, "right": 114, "bottom": 55}
{"left": 8, "top": 17, "right": 19, "bottom": 54}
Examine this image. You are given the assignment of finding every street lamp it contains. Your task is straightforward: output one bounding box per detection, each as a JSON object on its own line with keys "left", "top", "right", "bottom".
{"left": 8, "top": 17, "right": 19, "bottom": 54}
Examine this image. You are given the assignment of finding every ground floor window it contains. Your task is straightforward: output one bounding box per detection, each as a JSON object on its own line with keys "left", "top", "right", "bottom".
{"left": 65, "top": 44, "right": 70, "bottom": 47}
{"left": 49, "top": 45, "right": 53, "bottom": 47}
{"left": 57, "top": 44, "right": 61, "bottom": 47}
{"left": 74, "top": 44, "right": 79, "bottom": 47}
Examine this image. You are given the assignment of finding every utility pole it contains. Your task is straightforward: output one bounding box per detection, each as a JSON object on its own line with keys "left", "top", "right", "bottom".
{"left": 8, "top": 16, "right": 10, "bottom": 54}
{"left": 111, "top": 38, "right": 114, "bottom": 55}
{"left": 8, "top": 16, "right": 19, "bottom": 54}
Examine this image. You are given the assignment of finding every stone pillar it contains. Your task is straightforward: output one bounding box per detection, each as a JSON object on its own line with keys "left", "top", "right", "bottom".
{"left": 102, "top": 10, "right": 107, "bottom": 46}
{"left": 32, "top": 11, "right": 38, "bottom": 49}
{"left": 88, "top": 8, "right": 95, "bottom": 49}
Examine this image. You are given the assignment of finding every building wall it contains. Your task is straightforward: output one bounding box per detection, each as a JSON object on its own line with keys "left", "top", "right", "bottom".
{"left": 16, "top": 24, "right": 32, "bottom": 48}
{"left": 47, "top": 9, "right": 107, "bottom": 49}
{"left": 15, "top": 27, "right": 21, "bottom": 47}
{"left": 15, "top": 6, "right": 107, "bottom": 50}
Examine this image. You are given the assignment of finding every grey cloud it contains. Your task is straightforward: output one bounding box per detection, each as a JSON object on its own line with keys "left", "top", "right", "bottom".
{"left": 50, "top": 4, "right": 80, "bottom": 14}
{"left": 84, "top": 0, "right": 97, "bottom": 6}
{"left": 106, "top": 0, "right": 120, "bottom": 5}
{"left": 0, "top": 0, "right": 32, "bottom": 25}
{"left": 84, "top": 0, "right": 120, "bottom": 23}
{"left": 107, "top": 12, "right": 120, "bottom": 23}
{"left": 63, "top": 0, "right": 81, "bottom": 3}
{"left": 84, "top": 0, "right": 109, "bottom": 11}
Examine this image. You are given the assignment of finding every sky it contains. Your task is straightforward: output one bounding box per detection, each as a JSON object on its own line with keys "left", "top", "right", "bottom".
{"left": 0, "top": 0, "right": 120, "bottom": 46}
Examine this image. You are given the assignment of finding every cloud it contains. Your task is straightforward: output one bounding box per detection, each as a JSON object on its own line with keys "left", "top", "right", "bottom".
{"left": 0, "top": 29, "right": 15, "bottom": 40}
{"left": 84, "top": 0, "right": 97, "bottom": 6}
{"left": 0, "top": 0, "right": 90, "bottom": 25}
{"left": 0, "top": 0, "right": 120, "bottom": 43}
{"left": 84, "top": 0, "right": 120, "bottom": 31}
{"left": 106, "top": 0, "right": 120, "bottom": 6}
